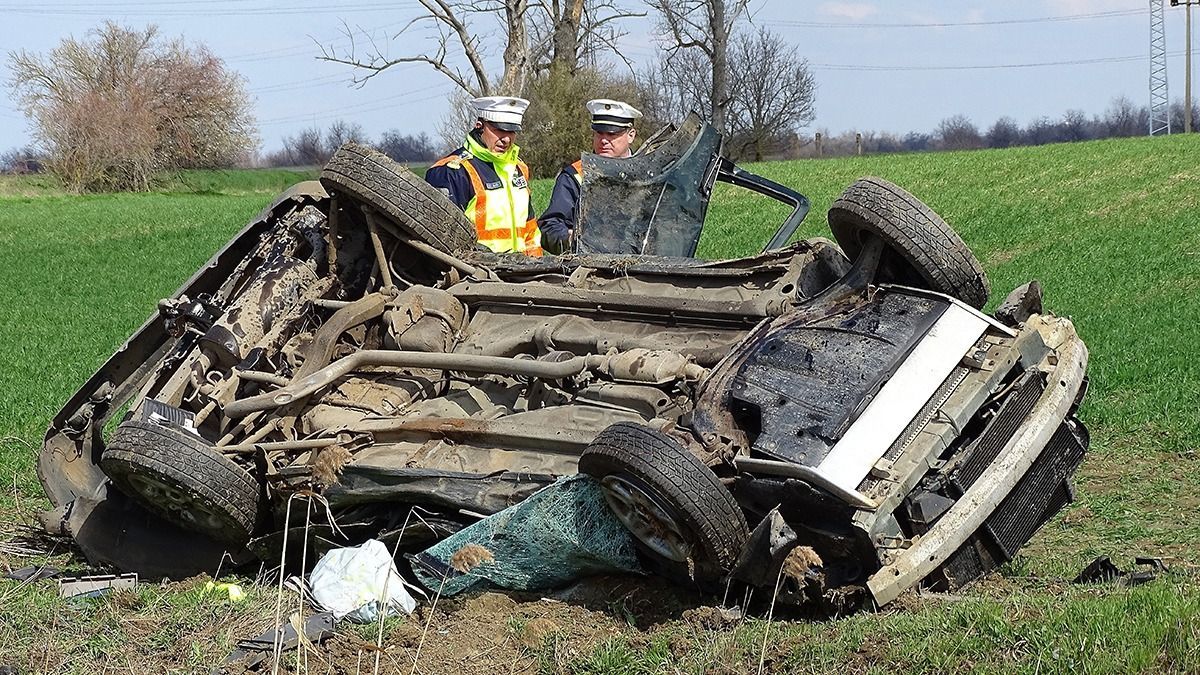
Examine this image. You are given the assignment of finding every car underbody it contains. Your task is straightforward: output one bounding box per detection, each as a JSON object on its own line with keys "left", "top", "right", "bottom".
{"left": 37, "top": 119, "right": 1089, "bottom": 610}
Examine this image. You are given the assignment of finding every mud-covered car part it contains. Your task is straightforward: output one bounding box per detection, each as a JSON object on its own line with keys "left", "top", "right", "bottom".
{"left": 38, "top": 119, "right": 1088, "bottom": 609}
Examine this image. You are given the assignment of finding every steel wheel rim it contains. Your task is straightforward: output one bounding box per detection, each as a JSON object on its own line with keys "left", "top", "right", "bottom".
{"left": 600, "top": 474, "right": 691, "bottom": 562}
{"left": 124, "top": 472, "right": 230, "bottom": 534}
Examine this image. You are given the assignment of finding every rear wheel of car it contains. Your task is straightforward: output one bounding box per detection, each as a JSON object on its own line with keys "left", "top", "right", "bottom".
{"left": 828, "top": 177, "right": 990, "bottom": 308}
{"left": 100, "top": 421, "right": 260, "bottom": 545}
{"left": 320, "top": 142, "right": 475, "bottom": 255}
{"left": 579, "top": 422, "right": 748, "bottom": 581}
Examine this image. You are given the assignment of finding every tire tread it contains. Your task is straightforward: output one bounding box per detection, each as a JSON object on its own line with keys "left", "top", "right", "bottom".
{"left": 829, "top": 176, "right": 990, "bottom": 308}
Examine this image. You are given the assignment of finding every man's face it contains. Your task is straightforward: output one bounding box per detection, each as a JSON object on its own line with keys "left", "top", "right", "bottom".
{"left": 477, "top": 120, "right": 516, "bottom": 153}
{"left": 593, "top": 127, "right": 636, "bottom": 158}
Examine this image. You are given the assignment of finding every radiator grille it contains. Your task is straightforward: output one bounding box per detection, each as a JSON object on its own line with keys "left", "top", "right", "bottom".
{"left": 950, "top": 371, "right": 1045, "bottom": 494}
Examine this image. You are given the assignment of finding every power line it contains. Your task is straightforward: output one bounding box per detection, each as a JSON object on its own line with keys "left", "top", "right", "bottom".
{"left": 774, "top": 8, "right": 1146, "bottom": 29}
{"left": 0, "top": 2, "right": 419, "bottom": 17}
{"left": 250, "top": 73, "right": 350, "bottom": 95}
{"left": 250, "top": 63, "right": 419, "bottom": 95}
{"left": 810, "top": 51, "right": 1186, "bottom": 72}
{"left": 258, "top": 83, "right": 450, "bottom": 127}
{"left": 224, "top": 18, "right": 413, "bottom": 64}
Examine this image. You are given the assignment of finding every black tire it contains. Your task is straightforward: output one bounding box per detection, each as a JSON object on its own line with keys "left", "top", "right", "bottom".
{"left": 579, "top": 422, "right": 749, "bottom": 578}
{"left": 320, "top": 142, "right": 475, "bottom": 255}
{"left": 828, "top": 177, "right": 990, "bottom": 308}
{"left": 100, "top": 421, "right": 260, "bottom": 545}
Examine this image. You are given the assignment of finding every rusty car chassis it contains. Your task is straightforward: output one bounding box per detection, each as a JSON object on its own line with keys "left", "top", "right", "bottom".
{"left": 38, "top": 121, "right": 1088, "bottom": 609}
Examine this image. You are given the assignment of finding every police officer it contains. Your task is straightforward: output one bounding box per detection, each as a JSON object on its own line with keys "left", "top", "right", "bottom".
{"left": 425, "top": 96, "right": 542, "bottom": 256}
{"left": 539, "top": 99, "right": 642, "bottom": 254}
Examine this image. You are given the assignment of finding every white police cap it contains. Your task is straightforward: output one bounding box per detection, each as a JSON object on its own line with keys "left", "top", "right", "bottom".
{"left": 587, "top": 99, "right": 642, "bottom": 132}
{"left": 471, "top": 96, "right": 529, "bottom": 132}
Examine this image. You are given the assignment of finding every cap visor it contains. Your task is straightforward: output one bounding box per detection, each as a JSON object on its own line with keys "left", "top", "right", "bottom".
{"left": 591, "top": 123, "right": 629, "bottom": 134}
{"left": 489, "top": 120, "right": 522, "bottom": 132}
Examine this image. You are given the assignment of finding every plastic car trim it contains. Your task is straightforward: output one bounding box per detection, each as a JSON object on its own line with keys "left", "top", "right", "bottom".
{"left": 819, "top": 303, "right": 990, "bottom": 491}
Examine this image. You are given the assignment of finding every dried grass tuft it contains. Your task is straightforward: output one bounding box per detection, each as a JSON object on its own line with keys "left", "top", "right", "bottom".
{"left": 780, "top": 545, "right": 823, "bottom": 583}
{"left": 449, "top": 544, "right": 495, "bottom": 574}
{"left": 311, "top": 445, "right": 353, "bottom": 486}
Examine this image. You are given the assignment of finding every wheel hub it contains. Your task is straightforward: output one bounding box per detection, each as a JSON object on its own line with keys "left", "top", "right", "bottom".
{"left": 123, "top": 473, "right": 231, "bottom": 535}
{"left": 599, "top": 474, "right": 692, "bottom": 562}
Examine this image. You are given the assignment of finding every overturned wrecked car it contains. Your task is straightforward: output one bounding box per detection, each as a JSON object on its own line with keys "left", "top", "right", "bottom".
{"left": 38, "top": 116, "right": 1088, "bottom": 609}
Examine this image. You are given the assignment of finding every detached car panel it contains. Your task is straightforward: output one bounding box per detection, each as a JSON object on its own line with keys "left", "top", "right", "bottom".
{"left": 38, "top": 120, "right": 1088, "bottom": 609}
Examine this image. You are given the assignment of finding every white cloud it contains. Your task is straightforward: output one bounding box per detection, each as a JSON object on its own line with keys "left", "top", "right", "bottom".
{"left": 817, "top": 2, "right": 879, "bottom": 21}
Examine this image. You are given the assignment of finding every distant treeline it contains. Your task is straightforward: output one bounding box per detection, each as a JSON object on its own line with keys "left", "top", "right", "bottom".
{"left": 0, "top": 122, "right": 441, "bottom": 174}
{"left": 791, "top": 97, "right": 1199, "bottom": 160}
{"left": 4, "top": 97, "right": 1197, "bottom": 175}
{"left": 261, "top": 121, "right": 440, "bottom": 168}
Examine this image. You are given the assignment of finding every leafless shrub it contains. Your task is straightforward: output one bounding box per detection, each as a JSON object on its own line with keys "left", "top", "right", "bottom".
{"left": 7, "top": 22, "right": 257, "bottom": 192}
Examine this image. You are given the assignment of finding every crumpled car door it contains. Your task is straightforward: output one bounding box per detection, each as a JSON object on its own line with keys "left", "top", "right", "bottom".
{"left": 576, "top": 113, "right": 721, "bottom": 257}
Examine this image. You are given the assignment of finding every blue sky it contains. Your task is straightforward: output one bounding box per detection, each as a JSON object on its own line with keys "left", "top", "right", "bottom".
{"left": 0, "top": 0, "right": 1194, "bottom": 155}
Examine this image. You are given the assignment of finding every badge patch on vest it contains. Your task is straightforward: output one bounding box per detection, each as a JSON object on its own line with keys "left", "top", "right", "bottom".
{"left": 484, "top": 180, "right": 503, "bottom": 190}
{"left": 512, "top": 174, "right": 529, "bottom": 189}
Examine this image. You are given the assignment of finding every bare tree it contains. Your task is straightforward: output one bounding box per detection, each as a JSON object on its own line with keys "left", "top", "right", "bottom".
{"left": 0, "top": 146, "right": 44, "bottom": 174}
{"left": 935, "top": 115, "right": 983, "bottom": 151}
{"left": 986, "top": 116, "right": 1021, "bottom": 148}
{"left": 1022, "top": 116, "right": 1059, "bottom": 146}
{"left": 725, "top": 28, "right": 815, "bottom": 161}
{"left": 528, "top": 0, "right": 643, "bottom": 74}
{"left": 376, "top": 130, "right": 440, "bottom": 163}
{"left": 324, "top": 120, "right": 369, "bottom": 155}
{"left": 279, "top": 127, "right": 327, "bottom": 166}
{"left": 1103, "top": 96, "right": 1145, "bottom": 137}
{"left": 647, "top": 0, "right": 750, "bottom": 133}
{"left": 636, "top": 48, "right": 710, "bottom": 131}
{"left": 8, "top": 22, "right": 256, "bottom": 191}
{"left": 1059, "top": 109, "right": 1095, "bottom": 142}
{"left": 318, "top": 0, "right": 531, "bottom": 96}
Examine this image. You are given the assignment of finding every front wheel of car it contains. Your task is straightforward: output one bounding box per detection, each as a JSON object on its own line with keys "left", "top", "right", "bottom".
{"left": 828, "top": 177, "right": 990, "bottom": 308}
{"left": 578, "top": 422, "right": 748, "bottom": 582}
{"left": 100, "top": 421, "right": 260, "bottom": 545}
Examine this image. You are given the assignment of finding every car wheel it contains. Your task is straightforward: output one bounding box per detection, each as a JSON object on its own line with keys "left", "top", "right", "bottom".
{"left": 579, "top": 422, "right": 749, "bottom": 580}
{"left": 828, "top": 177, "right": 990, "bottom": 308}
{"left": 100, "top": 421, "right": 260, "bottom": 545}
{"left": 319, "top": 142, "right": 476, "bottom": 255}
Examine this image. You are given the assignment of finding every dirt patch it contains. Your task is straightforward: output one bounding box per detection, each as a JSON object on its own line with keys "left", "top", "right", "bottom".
{"left": 235, "top": 576, "right": 716, "bottom": 674}
{"left": 295, "top": 587, "right": 631, "bottom": 674}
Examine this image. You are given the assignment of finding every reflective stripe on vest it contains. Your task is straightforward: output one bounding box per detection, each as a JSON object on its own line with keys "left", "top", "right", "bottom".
{"left": 461, "top": 159, "right": 541, "bottom": 256}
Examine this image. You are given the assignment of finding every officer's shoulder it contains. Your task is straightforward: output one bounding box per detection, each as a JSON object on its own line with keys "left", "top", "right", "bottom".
{"left": 431, "top": 148, "right": 471, "bottom": 171}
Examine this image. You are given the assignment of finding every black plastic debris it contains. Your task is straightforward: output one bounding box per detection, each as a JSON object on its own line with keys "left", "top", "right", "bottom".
{"left": 730, "top": 508, "right": 800, "bottom": 589}
{"left": 995, "top": 280, "right": 1044, "bottom": 326}
{"left": 1072, "top": 556, "right": 1165, "bottom": 586}
{"left": 5, "top": 565, "right": 61, "bottom": 582}
{"left": 214, "top": 611, "right": 336, "bottom": 673}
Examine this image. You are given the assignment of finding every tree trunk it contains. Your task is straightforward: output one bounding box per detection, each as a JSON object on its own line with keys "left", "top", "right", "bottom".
{"left": 499, "top": 0, "right": 531, "bottom": 95}
{"left": 710, "top": 0, "right": 728, "bottom": 133}
{"left": 551, "top": 0, "right": 585, "bottom": 74}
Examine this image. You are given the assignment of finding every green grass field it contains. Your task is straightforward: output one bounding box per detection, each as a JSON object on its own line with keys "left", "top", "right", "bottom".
{"left": 0, "top": 136, "right": 1198, "bottom": 673}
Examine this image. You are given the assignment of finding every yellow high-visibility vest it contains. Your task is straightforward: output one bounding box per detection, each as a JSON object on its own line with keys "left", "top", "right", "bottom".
{"left": 430, "top": 136, "right": 541, "bottom": 256}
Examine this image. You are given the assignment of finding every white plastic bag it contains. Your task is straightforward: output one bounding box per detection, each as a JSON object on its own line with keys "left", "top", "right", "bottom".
{"left": 309, "top": 539, "right": 418, "bottom": 623}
